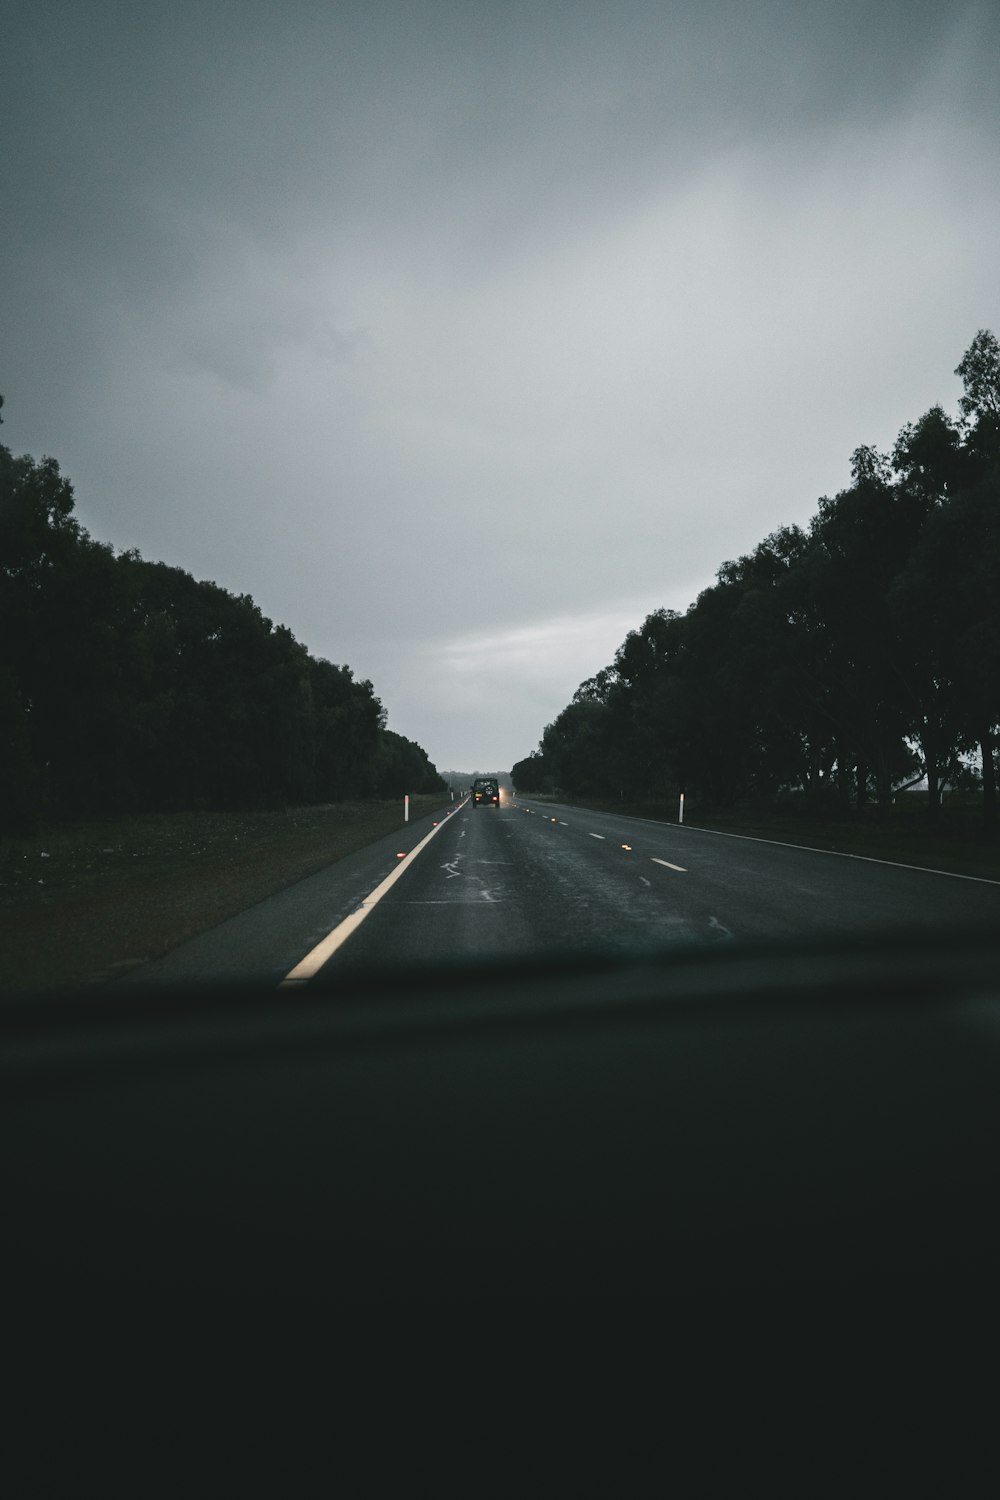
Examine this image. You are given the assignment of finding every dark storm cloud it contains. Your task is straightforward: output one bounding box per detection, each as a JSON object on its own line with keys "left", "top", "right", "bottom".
{"left": 7, "top": 2, "right": 986, "bottom": 280}
{"left": 3, "top": 0, "right": 999, "bottom": 768}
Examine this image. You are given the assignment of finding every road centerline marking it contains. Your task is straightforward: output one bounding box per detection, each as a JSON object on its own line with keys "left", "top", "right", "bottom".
{"left": 589, "top": 833, "right": 606, "bottom": 840}
{"left": 651, "top": 857, "right": 687, "bottom": 872}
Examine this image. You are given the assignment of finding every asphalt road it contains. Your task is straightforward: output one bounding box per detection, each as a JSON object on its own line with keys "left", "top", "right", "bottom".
{"left": 123, "top": 792, "right": 1000, "bottom": 988}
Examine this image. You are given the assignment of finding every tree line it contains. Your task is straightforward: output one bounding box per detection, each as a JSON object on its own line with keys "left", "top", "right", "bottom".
{"left": 513, "top": 331, "right": 1000, "bottom": 831}
{"left": 1, "top": 422, "right": 445, "bottom": 832}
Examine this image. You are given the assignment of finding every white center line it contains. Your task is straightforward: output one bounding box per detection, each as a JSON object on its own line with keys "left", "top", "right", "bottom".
{"left": 651, "top": 857, "right": 687, "bottom": 872}
{"left": 589, "top": 833, "right": 606, "bottom": 840}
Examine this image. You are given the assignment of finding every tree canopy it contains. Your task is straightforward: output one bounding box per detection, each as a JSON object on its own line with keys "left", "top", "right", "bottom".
{"left": 513, "top": 331, "right": 1000, "bottom": 830}
{"left": 1, "top": 439, "right": 445, "bottom": 831}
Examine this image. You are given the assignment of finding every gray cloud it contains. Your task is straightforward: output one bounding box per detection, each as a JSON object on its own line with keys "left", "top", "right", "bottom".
{"left": 3, "top": 0, "right": 998, "bottom": 770}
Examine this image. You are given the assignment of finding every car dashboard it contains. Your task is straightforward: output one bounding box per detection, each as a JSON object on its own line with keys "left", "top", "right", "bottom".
{"left": 4, "top": 929, "right": 999, "bottom": 1322}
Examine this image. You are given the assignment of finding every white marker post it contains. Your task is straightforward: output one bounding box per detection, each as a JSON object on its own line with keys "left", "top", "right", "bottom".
{"left": 404, "top": 793, "right": 409, "bottom": 824}
{"left": 678, "top": 792, "right": 685, "bottom": 825}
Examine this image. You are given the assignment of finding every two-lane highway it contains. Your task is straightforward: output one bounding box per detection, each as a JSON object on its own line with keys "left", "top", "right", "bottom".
{"left": 319, "top": 792, "right": 1000, "bottom": 975}
{"left": 118, "top": 792, "right": 1000, "bottom": 989}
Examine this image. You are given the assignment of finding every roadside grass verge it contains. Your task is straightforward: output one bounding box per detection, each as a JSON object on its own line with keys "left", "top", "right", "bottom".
{"left": 515, "top": 791, "right": 1000, "bottom": 882}
{"left": 0, "top": 796, "right": 454, "bottom": 996}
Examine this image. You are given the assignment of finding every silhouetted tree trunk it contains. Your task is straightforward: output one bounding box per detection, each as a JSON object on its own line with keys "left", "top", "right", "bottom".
{"left": 925, "top": 759, "right": 940, "bottom": 824}
{"left": 982, "top": 728, "right": 997, "bottom": 835}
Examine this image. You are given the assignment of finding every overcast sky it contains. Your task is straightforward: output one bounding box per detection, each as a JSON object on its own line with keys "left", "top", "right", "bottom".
{"left": 3, "top": 1, "right": 998, "bottom": 773}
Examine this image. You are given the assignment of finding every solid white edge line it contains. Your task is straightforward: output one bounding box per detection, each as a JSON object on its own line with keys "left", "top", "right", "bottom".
{"left": 651, "top": 858, "right": 687, "bottom": 873}
{"left": 674, "top": 824, "right": 1000, "bottom": 885}
{"left": 278, "top": 806, "right": 463, "bottom": 987}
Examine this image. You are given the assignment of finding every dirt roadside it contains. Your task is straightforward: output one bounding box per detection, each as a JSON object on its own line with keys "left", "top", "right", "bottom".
{"left": 1, "top": 797, "right": 454, "bottom": 996}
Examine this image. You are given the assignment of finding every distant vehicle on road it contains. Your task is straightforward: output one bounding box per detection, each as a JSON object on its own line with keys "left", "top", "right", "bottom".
{"left": 471, "top": 777, "right": 500, "bottom": 808}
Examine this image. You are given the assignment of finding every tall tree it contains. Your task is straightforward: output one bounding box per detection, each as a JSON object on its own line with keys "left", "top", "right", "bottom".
{"left": 1, "top": 430, "right": 440, "bottom": 824}
{"left": 799, "top": 448, "right": 925, "bottom": 814}
{"left": 887, "top": 407, "right": 968, "bottom": 820}
{"left": 952, "top": 330, "right": 1000, "bottom": 829}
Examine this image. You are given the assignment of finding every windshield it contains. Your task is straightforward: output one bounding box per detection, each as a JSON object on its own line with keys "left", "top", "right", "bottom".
{"left": 2, "top": 2, "right": 999, "bottom": 999}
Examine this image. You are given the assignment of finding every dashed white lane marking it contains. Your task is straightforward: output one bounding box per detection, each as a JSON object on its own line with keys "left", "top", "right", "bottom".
{"left": 589, "top": 833, "right": 606, "bottom": 840}
{"left": 279, "top": 809, "right": 459, "bottom": 987}
{"left": 379, "top": 899, "right": 506, "bottom": 906}
{"left": 559, "top": 821, "right": 568, "bottom": 826}
{"left": 651, "top": 858, "right": 687, "bottom": 872}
